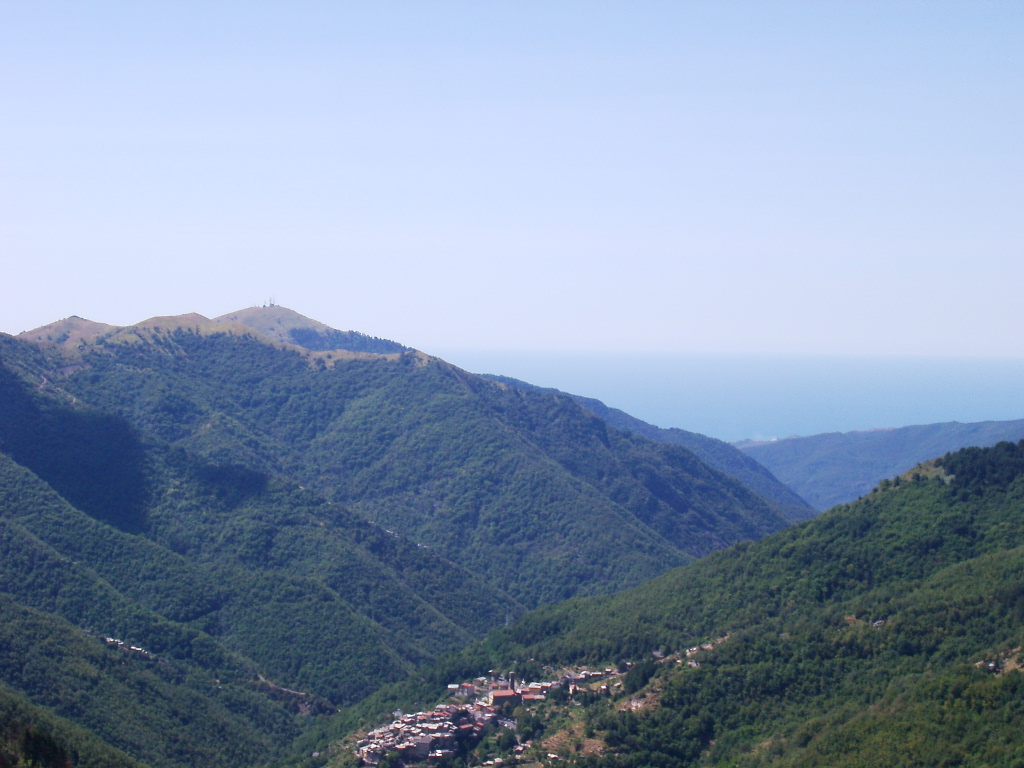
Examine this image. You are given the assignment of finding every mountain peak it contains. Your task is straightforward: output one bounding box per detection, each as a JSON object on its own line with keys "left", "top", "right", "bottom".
{"left": 17, "top": 306, "right": 411, "bottom": 357}
{"left": 216, "top": 305, "right": 410, "bottom": 355}
{"left": 18, "top": 316, "right": 117, "bottom": 347}
{"left": 215, "top": 305, "right": 333, "bottom": 337}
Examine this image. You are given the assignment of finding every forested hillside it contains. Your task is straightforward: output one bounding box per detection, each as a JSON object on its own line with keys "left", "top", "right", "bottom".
{"left": 0, "top": 684, "right": 145, "bottom": 768}
{"left": 739, "top": 419, "right": 1024, "bottom": 510}
{"left": 481, "top": 375, "right": 813, "bottom": 523}
{"left": 5, "top": 308, "right": 1022, "bottom": 767}
{"left": 0, "top": 331, "right": 522, "bottom": 766}
{"left": 328, "top": 440, "right": 1024, "bottom": 768}
{"left": 0, "top": 307, "right": 795, "bottom": 767}
{"left": 23, "top": 310, "right": 790, "bottom": 605}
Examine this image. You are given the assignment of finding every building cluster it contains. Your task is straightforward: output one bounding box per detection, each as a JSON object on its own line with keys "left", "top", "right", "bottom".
{"left": 355, "top": 645, "right": 738, "bottom": 765}
{"left": 682, "top": 634, "right": 730, "bottom": 667}
{"left": 102, "top": 636, "right": 154, "bottom": 658}
{"left": 355, "top": 669, "right": 618, "bottom": 766}
{"left": 974, "top": 646, "right": 1022, "bottom": 676}
{"left": 356, "top": 703, "right": 493, "bottom": 765}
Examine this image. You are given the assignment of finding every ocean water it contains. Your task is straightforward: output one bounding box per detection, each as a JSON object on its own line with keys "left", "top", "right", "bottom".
{"left": 435, "top": 351, "right": 1024, "bottom": 443}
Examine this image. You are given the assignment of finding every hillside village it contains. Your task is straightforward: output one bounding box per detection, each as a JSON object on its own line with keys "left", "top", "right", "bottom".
{"left": 353, "top": 634, "right": 735, "bottom": 768}
{"left": 354, "top": 668, "right": 618, "bottom": 766}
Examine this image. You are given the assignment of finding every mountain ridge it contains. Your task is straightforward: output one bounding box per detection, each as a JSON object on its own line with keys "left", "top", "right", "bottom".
{"left": 17, "top": 305, "right": 409, "bottom": 361}
{"left": 326, "top": 439, "right": 1024, "bottom": 768}
{"left": 739, "top": 418, "right": 1024, "bottom": 510}
{"left": 480, "top": 374, "right": 814, "bottom": 524}
{"left": 0, "top": 306, "right": 802, "bottom": 766}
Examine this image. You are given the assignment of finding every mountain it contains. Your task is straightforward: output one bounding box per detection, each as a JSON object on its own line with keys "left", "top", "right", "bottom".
{"left": 330, "top": 439, "right": 1024, "bottom": 767}
{"left": 0, "top": 683, "right": 144, "bottom": 768}
{"left": 217, "top": 304, "right": 410, "bottom": 354}
{"left": 0, "top": 330, "right": 522, "bottom": 766}
{"left": 16, "top": 315, "right": 117, "bottom": 347}
{"left": 738, "top": 419, "right": 1024, "bottom": 510}
{"left": 482, "top": 375, "right": 814, "bottom": 523}
{"left": 14, "top": 308, "right": 793, "bottom": 605}
{"left": 0, "top": 306, "right": 795, "bottom": 766}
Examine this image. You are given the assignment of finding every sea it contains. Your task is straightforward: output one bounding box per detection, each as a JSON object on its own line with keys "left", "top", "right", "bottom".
{"left": 434, "top": 351, "right": 1024, "bottom": 444}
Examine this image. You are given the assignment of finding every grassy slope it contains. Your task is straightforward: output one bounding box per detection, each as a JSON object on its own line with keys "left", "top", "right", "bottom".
{"left": 217, "top": 305, "right": 409, "bottom": 354}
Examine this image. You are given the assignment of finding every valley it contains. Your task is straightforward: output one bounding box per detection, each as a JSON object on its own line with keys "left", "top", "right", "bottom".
{"left": 325, "top": 440, "right": 1024, "bottom": 768}
{"left": 1, "top": 307, "right": 1022, "bottom": 768}
{"left": 739, "top": 419, "right": 1024, "bottom": 510}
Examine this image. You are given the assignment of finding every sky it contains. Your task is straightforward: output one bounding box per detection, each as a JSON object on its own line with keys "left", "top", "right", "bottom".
{"left": 2, "top": 1, "right": 1021, "bottom": 355}
{"left": 2, "top": 3, "right": 1023, "bottom": 439}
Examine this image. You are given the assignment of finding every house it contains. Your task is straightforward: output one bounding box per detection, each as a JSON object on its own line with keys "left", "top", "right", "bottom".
{"left": 490, "top": 689, "right": 521, "bottom": 707}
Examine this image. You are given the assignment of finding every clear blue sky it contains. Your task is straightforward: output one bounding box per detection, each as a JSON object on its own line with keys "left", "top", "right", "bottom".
{"left": 2, "top": 1, "right": 1022, "bottom": 358}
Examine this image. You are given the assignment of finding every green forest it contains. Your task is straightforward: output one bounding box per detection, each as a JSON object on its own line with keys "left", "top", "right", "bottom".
{"left": 0, "top": 310, "right": 797, "bottom": 767}
{"left": 326, "top": 441, "right": 1024, "bottom": 768}
{"left": 740, "top": 419, "right": 1024, "bottom": 510}
{"left": 2, "top": 309, "right": 1023, "bottom": 768}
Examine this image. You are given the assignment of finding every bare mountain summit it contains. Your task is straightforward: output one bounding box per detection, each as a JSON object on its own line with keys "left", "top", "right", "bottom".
{"left": 216, "top": 305, "right": 409, "bottom": 355}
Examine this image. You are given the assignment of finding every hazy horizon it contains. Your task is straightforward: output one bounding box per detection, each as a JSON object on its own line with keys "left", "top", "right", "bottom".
{"left": 6, "top": 302, "right": 1023, "bottom": 443}
{"left": 3, "top": 3, "right": 1022, "bottom": 359}
{"left": 437, "top": 349, "right": 1024, "bottom": 443}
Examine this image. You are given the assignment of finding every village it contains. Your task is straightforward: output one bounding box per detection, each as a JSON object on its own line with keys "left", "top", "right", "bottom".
{"left": 352, "top": 633, "right": 736, "bottom": 767}
{"left": 354, "top": 668, "right": 619, "bottom": 766}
